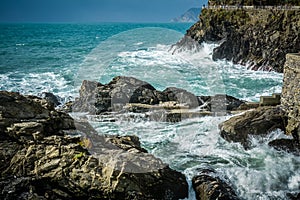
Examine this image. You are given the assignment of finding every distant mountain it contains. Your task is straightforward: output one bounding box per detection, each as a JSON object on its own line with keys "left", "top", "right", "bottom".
{"left": 171, "top": 8, "right": 201, "bottom": 23}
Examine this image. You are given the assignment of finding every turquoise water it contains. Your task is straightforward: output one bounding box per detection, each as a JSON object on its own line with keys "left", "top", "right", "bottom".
{"left": 1, "top": 23, "right": 299, "bottom": 200}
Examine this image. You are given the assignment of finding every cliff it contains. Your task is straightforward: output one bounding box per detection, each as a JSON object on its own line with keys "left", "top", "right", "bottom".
{"left": 186, "top": 8, "right": 300, "bottom": 72}
{"left": 282, "top": 53, "right": 300, "bottom": 141}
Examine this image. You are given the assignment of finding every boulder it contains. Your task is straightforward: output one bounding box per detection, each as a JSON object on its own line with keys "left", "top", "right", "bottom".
{"left": 163, "top": 87, "right": 199, "bottom": 108}
{"left": 72, "top": 76, "right": 245, "bottom": 118}
{"left": 198, "top": 94, "right": 245, "bottom": 112}
{"left": 72, "top": 80, "right": 102, "bottom": 114}
{"left": 0, "top": 91, "right": 189, "bottom": 199}
{"left": 73, "top": 76, "right": 163, "bottom": 114}
{"left": 269, "top": 139, "right": 300, "bottom": 156}
{"left": 40, "top": 92, "right": 61, "bottom": 107}
{"left": 219, "top": 106, "right": 287, "bottom": 148}
{"left": 192, "top": 169, "right": 240, "bottom": 200}
{"left": 73, "top": 76, "right": 202, "bottom": 114}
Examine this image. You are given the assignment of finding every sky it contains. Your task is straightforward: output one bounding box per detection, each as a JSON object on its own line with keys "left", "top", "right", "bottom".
{"left": 0, "top": 0, "right": 208, "bottom": 23}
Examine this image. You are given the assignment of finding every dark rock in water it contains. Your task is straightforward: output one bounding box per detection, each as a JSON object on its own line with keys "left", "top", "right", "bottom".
{"left": 269, "top": 139, "right": 300, "bottom": 156}
{"left": 0, "top": 91, "right": 189, "bottom": 199}
{"left": 40, "top": 92, "right": 61, "bottom": 106}
{"left": 222, "top": 95, "right": 245, "bottom": 111}
{"left": 163, "top": 87, "right": 199, "bottom": 108}
{"left": 219, "top": 106, "right": 287, "bottom": 148}
{"left": 73, "top": 76, "right": 245, "bottom": 117}
{"left": 287, "top": 192, "right": 300, "bottom": 200}
{"left": 73, "top": 76, "right": 190, "bottom": 114}
{"left": 192, "top": 169, "right": 240, "bottom": 200}
{"left": 198, "top": 94, "right": 245, "bottom": 113}
{"left": 109, "top": 76, "right": 159, "bottom": 106}
{"left": 72, "top": 80, "right": 102, "bottom": 114}
{"left": 73, "top": 76, "right": 162, "bottom": 114}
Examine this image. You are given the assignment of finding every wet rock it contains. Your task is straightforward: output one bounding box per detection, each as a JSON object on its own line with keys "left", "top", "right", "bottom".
{"left": 0, "top": 91, "right": 75, "bottom": 143}
{"left": 269, "top": 139, "right": 300, "bottom": 156}
{"left": 219, "top": 106, "right": 287, "bottom": 148}
{"left": 73, "top": 76, "right": 244, "bottom": 118}
{"left": 287, "top": 192, "right": 300, "bottom": 200}
{"left": 72, "top": 80, "right": 102, "bottom": 114}
{"left": 0, "top": 91, "right": 189, "bottom": 199}
{"left": 185, "top": 9, "right": 300, "bottom": 72}
{"left": 40, "top": 92, "right": 61, "bottom": 106}
{"left": 163, "top": 87, "right": 199, "bottom": 108}
{"left": 192, "top": 169, "right": 240, "bottom": 200}
{"left": 73, "top": 77, "right": 162, "bottom": 114}
{"left": 73, "top": 76, "right": 199, "bottom": 114}
{"left": 108, "top": 135, "right": 148, "bottom": 153}
{"left": 198, "top": 94, "right": 245, "bottom": 112}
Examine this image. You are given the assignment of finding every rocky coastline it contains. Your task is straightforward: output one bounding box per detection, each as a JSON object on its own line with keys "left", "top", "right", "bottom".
{"left": 1, "top": 65, "right": 300, "bottom": 198}
{"left": 71, "top": 76, "right": 245, "bottom": 121}
{"left": 1, "top": 76, "right": 248, "bottom": 199}
{"left": 1, "top": 4, "right": 300, "bottom": 197}
{"left": 183, "top": 7, "right": 300, "bottom": 72}
{"left": 219, "top": 53, "right": 300, "bottom": 156}
{"left": 0, "top": 91, "right": 189, "bottom": 199}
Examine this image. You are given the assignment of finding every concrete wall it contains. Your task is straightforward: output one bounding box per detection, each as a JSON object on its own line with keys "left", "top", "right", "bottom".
{"left": 281, "top": 53, "right": 300, "bottom": 140}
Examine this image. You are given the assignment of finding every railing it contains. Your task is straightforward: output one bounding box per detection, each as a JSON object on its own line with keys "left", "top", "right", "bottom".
{"left": 206, "top": 5, "right": 300, "bottom": 10}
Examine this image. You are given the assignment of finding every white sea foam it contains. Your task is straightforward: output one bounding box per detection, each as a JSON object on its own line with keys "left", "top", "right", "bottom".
{"left": 77, "top": 26, "right": 291, "bottom": 198}
{"left": 0, "top": 71, "right": 75, "bottom": 104}
{"left": 88, "top": 109, "right": 299, "bottom": 200}
{"left": 2, "top": 25, "right": 290, "bottom": 199}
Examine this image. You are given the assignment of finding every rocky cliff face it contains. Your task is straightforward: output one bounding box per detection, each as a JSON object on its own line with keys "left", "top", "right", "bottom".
{"left": 186, "top": 8, "right": 300, "bottom": 72}
{"left": 282, "top": 54, "right": 300, "bottom": 141}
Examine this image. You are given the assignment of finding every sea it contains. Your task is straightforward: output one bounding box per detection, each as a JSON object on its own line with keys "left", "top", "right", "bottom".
{"left": 0, "top": 23, "right": 299, "bottom": 199}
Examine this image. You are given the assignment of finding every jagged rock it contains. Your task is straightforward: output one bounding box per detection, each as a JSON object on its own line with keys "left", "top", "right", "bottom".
{"left": 287, "top": 193, "right": 300, "bottom": 200}
{"left": 219, "top": 106, "right": 287, "bottom": 148}
{"left": 0, "top": 91, "right": 75, "bottom": 143}
{"left": 163, "top": 87, "right": 199, "bottom": 108}
{"left": 0, "top": 91, "right": 189, "bottom": 199}
{"left": 73, "top": 76, "right": 163, "bottom": 114}
{"left": 40, "top": 92, "right": 61, "bottom": 106}
{"left": 108, "top": 135, "right": 148, "bottom": 153}
{"left": 269, "top": 139, "right": 300, "bottom": 156}
{"left": 198, "top": 94, "right": 245, "bottom": 112}
{"left": 192, "top": 169, "right": 240, "bottom": 200}
{"left": 72, "top": 76, "right": 199, "bottom": 114}
{"left": 72, "top": 76, "right": 245, "bottom": 119}
{"left": 72, "top": 80, "right": 102, "bottom": 114}
{"left": 185, "top": 8, "right": 300, "bottom": 72}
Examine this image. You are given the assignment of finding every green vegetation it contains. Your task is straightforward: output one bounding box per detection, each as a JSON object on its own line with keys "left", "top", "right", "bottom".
{"left": 73, "top": 152, "right": 85, "bottom": 160}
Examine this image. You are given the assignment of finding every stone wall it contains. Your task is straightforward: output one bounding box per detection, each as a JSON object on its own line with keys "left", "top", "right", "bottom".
{"left": 281, "top": 53, "right": 300, "bottom": 141}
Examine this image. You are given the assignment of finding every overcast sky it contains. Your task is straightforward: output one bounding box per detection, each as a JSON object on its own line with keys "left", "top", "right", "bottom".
{"left": 0, "top": 0, "right": 208, "bottom": 23}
